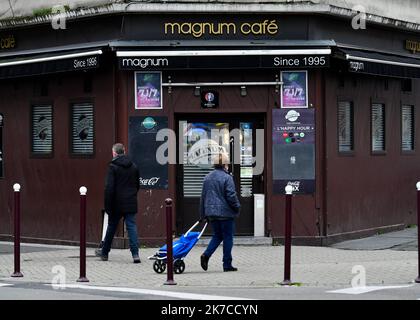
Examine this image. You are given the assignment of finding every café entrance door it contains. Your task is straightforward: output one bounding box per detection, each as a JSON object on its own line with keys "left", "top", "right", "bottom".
{"left": 176, "top": 114, "right": 264, "bottom": 235}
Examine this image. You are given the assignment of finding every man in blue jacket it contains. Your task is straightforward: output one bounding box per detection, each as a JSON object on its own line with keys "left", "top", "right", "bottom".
{"left": 200, "top": 152, "right": 241, "bottom": 272}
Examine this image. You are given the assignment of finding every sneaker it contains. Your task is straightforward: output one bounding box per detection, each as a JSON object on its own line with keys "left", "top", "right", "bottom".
{"left": 223, "top": 266, "right": 238, "bottom": 272}
{"left": 133, "top": 254, "right": 141, "bottom": 264}
{"left": 200, "top": 254, "right": 209, "bottom": 271}
{"left": 95, "top": 248, "right": 108, "bottom": 261}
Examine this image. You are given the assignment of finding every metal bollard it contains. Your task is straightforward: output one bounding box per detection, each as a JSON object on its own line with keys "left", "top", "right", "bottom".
{"left": 164, "top": 198, "right": 176, "bottom": 285}
{"left": 77, "top": 186, "right": 89, "bottom": 282}
{"left": 281, "top": 185, "right": 293, "bottom": 286}
{"left": 416, "top": 182, "right": 420, "bottom": 283}
{"left": 11, "top": 183, "right": 23, "bottom": 278}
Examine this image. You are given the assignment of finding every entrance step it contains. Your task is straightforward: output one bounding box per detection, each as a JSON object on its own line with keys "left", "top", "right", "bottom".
{"left": 196, "top": 236, "right": 272, "bottom": 246}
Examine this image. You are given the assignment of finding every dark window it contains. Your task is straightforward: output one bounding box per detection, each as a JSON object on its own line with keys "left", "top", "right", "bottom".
{"left": 401, "top": 105, "right": 414, "bottom": 151}
{"left": 31, "top": 105, "right": 53, "bottom": 154}
{"left": 371, "top": 103, "right": 385, "bottom": 152}
{"left": 71, "top": 103, "right": 94, "bottom": 155}
{"left": 338, "top": 101, "right": 354, "bottom": 152}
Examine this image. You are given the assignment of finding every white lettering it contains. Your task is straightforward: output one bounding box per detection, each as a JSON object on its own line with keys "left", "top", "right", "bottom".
{"left": 139, "top": 177, "right": 160, "bottom": 186}
{"left": 349, "top": 61, "right": 364, "bottom": 72}
{"left": 274, "top": 57, "right": 300, "bottom": 67}
{"left": 122, "top": 58, "right": 169, "bottom": 69}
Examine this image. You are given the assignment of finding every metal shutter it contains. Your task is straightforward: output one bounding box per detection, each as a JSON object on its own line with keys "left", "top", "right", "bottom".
{"left": 32, "top": 105, "right": 53, "bottom": 154}
{"left": 338, "top": 101, "right": 353, "bottom": 152}
{"left": 402, "top": 105, "right": 414, "bottom": 151}
{"left": 371, "top": 103, "right": 385, "bottom": 152}
{"left": 71, "top": 103, "right": 94, "bottom": 154}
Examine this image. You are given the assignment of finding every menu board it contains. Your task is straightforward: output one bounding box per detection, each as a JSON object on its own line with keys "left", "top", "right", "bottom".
{"left": 272, "top": 108, "right": 315, "bottom": 194}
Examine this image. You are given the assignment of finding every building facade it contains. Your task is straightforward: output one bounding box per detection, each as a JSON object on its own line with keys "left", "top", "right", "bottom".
{"left": 1, "top": 2, "right": 420, "bottom": 246}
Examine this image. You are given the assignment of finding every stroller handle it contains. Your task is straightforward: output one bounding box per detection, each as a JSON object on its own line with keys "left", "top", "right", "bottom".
{"left": 185, "top": 220, "right": 208, "bottom": 239}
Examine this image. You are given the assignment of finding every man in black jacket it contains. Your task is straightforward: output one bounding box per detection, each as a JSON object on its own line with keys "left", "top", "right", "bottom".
{"left": 95, "top": 143, "right": 141, "bottom": 263}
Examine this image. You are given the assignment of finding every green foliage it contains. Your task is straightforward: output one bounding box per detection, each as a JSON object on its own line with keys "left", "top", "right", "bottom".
{"left": 32, "top": 5, "right": 70, "bottom": 17}
{"left": 32, "top": 8, "right": 53, "bottom": 17}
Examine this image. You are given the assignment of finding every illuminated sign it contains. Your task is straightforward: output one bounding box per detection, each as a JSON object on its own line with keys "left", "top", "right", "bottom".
{"left": 0, "top": 35, "right": 16, "bottom": 50}
{"left": 164, "top": 20, "right": 279, "bottom": 38}
{"left": 405, "top": 40, "right": 420, "bottom": 54}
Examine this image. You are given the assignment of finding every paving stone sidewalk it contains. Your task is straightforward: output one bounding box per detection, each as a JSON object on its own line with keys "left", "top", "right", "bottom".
{"left": 0, "top": 238, "right": 418, "bottom": 288}
{"left": 331, "top": 227, "right": 418, "bottom": 251}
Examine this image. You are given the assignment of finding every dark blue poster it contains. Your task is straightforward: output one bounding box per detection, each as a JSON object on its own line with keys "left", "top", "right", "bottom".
{"left": 272, "top": 108, "right": 315, "bottom": 194}
{"left": 129, "top": 116, "right": 168, "bottom": 189}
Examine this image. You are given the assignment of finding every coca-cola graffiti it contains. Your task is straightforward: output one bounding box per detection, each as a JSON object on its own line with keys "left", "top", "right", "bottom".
{"left": 139, "top": 177, "right": 160, "bottom": 186}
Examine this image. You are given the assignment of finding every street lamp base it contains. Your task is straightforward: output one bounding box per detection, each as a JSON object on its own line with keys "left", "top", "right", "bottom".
{"left": 11, "top": 272, "right": 23, "bottom": 278}
{"left": 77, "top": 277, "right": 90, "bottom": 283}
{"left": 415, "top": 277, "right": 420, "bottom": 283}
{"left": 164, "top": 280, "right": 177, "bottom": 286}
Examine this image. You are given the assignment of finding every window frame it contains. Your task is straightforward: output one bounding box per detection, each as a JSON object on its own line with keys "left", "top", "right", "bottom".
{"left": 337, "top": 99, "right": 355, "bottom": 156}
{"left": 370, "top": 100, "right": 387, "bottom": 155}
{"left": 401, "top": 103, "right": 415, "bottom": 155}
{"left": 69, "top": 99, "right": 95, "bottom": 158}
{"left": 30, "top": 101, "right": 54, "bottom": 159}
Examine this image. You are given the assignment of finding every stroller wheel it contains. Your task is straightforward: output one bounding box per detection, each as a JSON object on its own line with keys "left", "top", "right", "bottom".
{"left": 174, "top": 260, "right": 185, "bottom": 274}
{"left": 153, "top": 260, "right": 166, "bottom": 274}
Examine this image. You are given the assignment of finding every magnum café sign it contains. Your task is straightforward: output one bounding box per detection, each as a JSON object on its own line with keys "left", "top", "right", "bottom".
{"left": 164, "top": 19, "right": 279, "bottom": 38}
{"left": 0, "top": 35, "right": 16, "bottom": 50}
{"left": 406, "top": 40, "right": 420, "bottom": 54}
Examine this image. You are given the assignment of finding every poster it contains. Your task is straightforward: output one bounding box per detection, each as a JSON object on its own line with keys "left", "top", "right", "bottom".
{"left": 129, "top": 116, "right": 168, "bottom": 189}
{"left": 272, "top": 108, "right": 315, "bottom": 194}
{"left": 135, "top": 72, "right": 162, "bottom": 109}
{"left": 281, "top": 71, "right": 308, "bottom": 109}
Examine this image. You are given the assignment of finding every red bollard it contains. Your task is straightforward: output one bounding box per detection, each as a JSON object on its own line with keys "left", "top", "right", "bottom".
{"left": 77, "top": 186, "right": 89, "bottom": 283}
{"left": 11, "top": 183, "right": 23, "bottom": 278}
{"left": 164, "top": 198, "right": 176, "bottom": 285}
{"left": 281, "top": 185, "right": 293, "bottom": 286}
{"left": 416, "top": 182, "right": 420, "bottom": 283}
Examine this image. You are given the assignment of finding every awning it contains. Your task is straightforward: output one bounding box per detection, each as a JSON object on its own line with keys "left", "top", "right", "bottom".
{"left": 0, "top": 48, "right": 103, "bottom": 79}
{"left": 335, "top": 47, "right": 420, "bottom": 78}
{"left": 116, "top": 46, "right": 332, "bottom": 70}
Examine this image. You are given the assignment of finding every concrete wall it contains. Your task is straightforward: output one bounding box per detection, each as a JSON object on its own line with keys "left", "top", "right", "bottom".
{"left": 0, "top": 0, "right": 111, "bottom": 18}
{"left": 1, "top": 0, "right": 420, "bottom": 25}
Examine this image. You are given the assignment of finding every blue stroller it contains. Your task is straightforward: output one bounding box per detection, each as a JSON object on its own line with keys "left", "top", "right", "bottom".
{"left": 148, "top": 220, "right": 208, "bottom": 274}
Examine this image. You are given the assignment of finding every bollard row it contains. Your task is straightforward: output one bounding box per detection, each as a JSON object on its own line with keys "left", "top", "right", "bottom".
{"left": 7, "top": 183, "right": 420, "bottom": 286}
